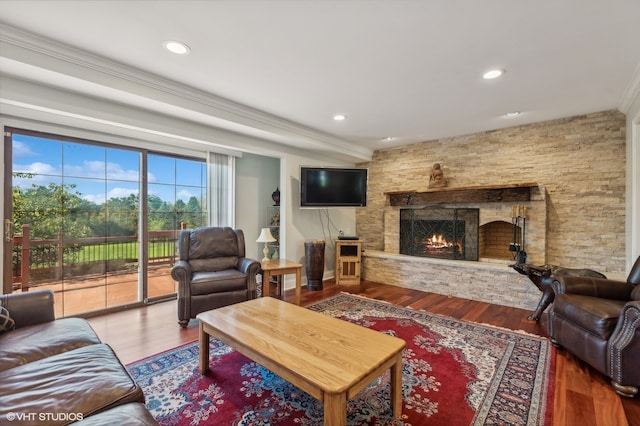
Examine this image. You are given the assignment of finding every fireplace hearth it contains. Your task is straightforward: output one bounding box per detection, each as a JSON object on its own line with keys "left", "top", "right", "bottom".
{"left": 400, "top": 208, "right": 479, "bottom": 261}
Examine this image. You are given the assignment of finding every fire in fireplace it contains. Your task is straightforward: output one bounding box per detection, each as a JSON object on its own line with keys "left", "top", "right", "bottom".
{"left": 424, "top": 232, "right": 462, "bottom": 256}
{"left": 400, "top": 207, "right": 479, "bottom": 261}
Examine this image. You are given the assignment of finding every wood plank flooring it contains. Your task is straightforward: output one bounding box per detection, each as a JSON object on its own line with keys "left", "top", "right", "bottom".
{"left": 87, "top": 279, "right": 640, "bottom": 426}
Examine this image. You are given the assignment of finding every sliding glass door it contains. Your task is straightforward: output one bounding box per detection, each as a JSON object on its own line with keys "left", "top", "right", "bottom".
{"left": 147, "top": 154, "right": 208, "bottom": 299}
{"left": 4, "top": 128, "right": 208, "bottom": 317}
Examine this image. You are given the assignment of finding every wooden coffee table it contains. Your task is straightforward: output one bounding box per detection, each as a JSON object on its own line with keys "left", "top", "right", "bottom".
{"left": 197, "top": 297, "right": 405, "bottom": 425}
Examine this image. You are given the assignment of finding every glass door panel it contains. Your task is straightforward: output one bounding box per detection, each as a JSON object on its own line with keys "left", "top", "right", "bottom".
{"left": 147, "top": 154, "right": 207, "bottom": 299}
{"left": 6, "top": 129, "right": 209, "bottom": 316}
{"left": 8, "top": 131, "right": 141, "bottom": 317}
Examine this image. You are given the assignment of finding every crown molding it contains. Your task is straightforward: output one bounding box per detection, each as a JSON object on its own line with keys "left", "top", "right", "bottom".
{"left": 0, "top": 24, "right": 373, "bottom": 162}
{"left": 620, "top": 61, "right": 640, "bottom": 114}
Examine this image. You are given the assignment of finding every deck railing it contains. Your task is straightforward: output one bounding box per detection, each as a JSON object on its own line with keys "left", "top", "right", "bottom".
{"left": 11, "top": 224, "right": 185, "bottom": 292}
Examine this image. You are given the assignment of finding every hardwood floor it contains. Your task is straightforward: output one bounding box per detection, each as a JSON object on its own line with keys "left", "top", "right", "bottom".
{"left": 88, "top": 279, "right": 640, "bottom": 426}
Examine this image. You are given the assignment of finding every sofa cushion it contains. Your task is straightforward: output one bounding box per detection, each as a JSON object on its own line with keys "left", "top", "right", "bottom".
{"left": 0, "top": 290, "right": 55, "bottom": 329}
{"left": 190, "top": 256, "right": 238, "bottom": 272}
{"left": 70, "top": 403, "right": 157, "bottom": 425}
{"left": 0, "top": 305, "right": 15, "bottom": 333}
{"left": 631, "top": 284, "right": 640, "bottom": 301}
{"left": 0, "top": 343, "right": 144, "bottom": 425}
{"left": 190, "top": 269, "right": 248, "bottom": 295}
{"left": 553, "top": 294, "right": 626, "bottom": 340}
{"left": 627, "top": 256, "right": 640, "bottom": 285}
{"left": 0, "top": 317, "right": 101, "bottom": 372}
{"left": 188, "top": 227, "right": 239, "bottom": 259}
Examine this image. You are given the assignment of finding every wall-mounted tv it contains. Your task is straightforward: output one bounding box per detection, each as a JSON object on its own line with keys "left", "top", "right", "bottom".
{"left": 300, "top": 166, "right": 368, "bottom": 207}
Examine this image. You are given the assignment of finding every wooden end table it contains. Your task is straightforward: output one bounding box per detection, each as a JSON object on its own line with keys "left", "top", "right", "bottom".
{"left": 197, "top": 298, "right": 405, "bottom": 425}
{"left": 260, "top": 259, "right": 302, "bottom": 305}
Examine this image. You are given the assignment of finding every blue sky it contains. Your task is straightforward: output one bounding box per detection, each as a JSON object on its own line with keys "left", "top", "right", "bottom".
{"left": 12, "top": 134, "right": 206, "bottom": 205}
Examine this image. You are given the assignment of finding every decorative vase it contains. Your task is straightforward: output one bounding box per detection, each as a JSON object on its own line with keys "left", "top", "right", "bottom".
{"left": 304, "top": 240, "right": 325, "bottom": 291}
{"left": 271, "top": 187, "right": 280, "bottom": 206}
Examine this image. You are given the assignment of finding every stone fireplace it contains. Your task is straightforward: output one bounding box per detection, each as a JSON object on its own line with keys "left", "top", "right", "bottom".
{"left": 400, "top": 207, "right": 479, "bottom": 261}
{"left": 383, "top": 183, "right": 547, "bottom": 266}
{"left": 359, "top": 184, "right": 549, "bottom": 312}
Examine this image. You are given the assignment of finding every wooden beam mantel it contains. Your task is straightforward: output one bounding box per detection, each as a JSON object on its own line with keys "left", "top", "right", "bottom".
{"left": 385, "top": 183, "right": 538, "bottom": 206}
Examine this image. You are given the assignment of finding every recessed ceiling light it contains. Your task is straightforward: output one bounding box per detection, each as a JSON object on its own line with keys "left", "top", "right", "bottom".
{"left": 163, "top": 40, "right": 190, "bottom": 55}
{"left": 333, "top": 114, "right": 347, "bottom": 121}
{"left": 505, "top": 111, "right": 521, "bottom": 117}
{"left": 381, "top": 137, "right": 394, "bottom": 142}
{"left": 483, "top": 69, "right": 505, "bottom": 80}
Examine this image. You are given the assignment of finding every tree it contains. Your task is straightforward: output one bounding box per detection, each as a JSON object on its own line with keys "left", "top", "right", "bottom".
{"left": 105, "top": 194, "right": 138, "bottom": 236}
{"left": 13, "top": 178, "right": 91, "bottom": 240}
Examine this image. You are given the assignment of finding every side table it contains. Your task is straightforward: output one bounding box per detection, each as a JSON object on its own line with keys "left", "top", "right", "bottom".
{"left": 260, "top": 259, "right": 303, "bottom": 305}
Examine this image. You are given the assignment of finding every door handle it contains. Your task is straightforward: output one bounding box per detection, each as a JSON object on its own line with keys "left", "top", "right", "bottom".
{"left": 5, "top": 220, "right": 13, "bottom": 242}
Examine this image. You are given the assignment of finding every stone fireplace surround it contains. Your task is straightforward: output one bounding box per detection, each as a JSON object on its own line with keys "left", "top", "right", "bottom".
{"left": 361, "top": 184, "right": 550, "bottom": 311}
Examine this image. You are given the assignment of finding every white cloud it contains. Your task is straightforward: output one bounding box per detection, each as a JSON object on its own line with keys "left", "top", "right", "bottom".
{"left": 62, "top": 161, "right": 139, "bottom": 180}
{"left": 82, "top": 187, "right": 139, "bottom": 204}
{"left": 107, "top": 187, "right": 139, "bottom": 199}
{"left": 12, "top": 141, "right": 36, "bottom": 157}
{"left": 12, "top": 162, "right": 61, "bottom": 187}
{"left": 177, "top": 189, "right": 194, "bottom": 202}
{"left": 82, "top": 193, "right": 106, "bottom": 204}
{"left": 13, "top": 161, "right": 58, "bottom": 175}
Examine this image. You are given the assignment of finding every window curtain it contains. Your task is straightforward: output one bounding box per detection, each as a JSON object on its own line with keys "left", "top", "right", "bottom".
{"left": 208, "top": 152, "right": 235, "bottom": 227}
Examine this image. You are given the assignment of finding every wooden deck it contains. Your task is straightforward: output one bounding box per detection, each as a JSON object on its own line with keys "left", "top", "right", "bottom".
{"left": 20, "top": 266, "right": 176, "bottom": 318}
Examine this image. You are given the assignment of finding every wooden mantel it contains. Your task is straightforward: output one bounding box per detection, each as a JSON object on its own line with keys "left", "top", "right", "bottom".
{"left": 385, "top": 182, "right": 539, "bottom": 206}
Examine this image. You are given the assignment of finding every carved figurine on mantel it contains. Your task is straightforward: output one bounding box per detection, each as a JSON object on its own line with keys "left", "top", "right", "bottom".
{"left": 428, "top": 163, "right": 448, "bottom": 188}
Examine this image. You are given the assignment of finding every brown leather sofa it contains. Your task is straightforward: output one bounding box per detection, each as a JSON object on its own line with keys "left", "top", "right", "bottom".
{"left": 171, "top": 227, "right": 261, "bottom": 327}
{"left": 0, "top": 290, "right": 157, "bottom": 425}
{"left": 548, "top": 256, "right": 640, "bottom": 397}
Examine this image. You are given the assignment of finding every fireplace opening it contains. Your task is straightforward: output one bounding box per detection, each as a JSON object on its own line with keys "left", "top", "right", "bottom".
{"left": 400, "top": 208, "right": 479, "bottom": 261}
{"left": 479, "top": 220, "right": 521, "bottom": 261}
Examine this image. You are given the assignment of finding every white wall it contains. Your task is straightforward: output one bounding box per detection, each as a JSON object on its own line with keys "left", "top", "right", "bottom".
{"left": 282, "top": 155, "right": 357, "bottom": 284}
{"left": 236, "top": 150, "right": 359, "bottom": 288}
{"left": 626, "top": 90, "right": 640, "bottom": 271}
{"left": 235, "top": 153, "right": 280, "bottom": 262}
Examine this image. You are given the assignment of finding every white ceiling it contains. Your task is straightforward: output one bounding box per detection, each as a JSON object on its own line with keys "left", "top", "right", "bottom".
{"left": 1, "top": 0, "right": 639, "bottom": 162}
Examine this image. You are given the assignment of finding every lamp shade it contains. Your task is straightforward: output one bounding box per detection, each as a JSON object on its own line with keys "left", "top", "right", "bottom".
{"left": 256, "top": 228, "right": 276, "bottom": 243}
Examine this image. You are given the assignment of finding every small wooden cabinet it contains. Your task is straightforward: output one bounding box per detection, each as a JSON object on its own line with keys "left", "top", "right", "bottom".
{"left": 335, "top": 240, "right": 362, "bottom": 285}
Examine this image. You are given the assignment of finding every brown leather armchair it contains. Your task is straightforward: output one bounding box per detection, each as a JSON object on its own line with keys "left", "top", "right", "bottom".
{"left": 548, "top": 256, "right": 640, "bottom": 397}
{"left": 171, "top": 227, "right": 261, "bottom": 327}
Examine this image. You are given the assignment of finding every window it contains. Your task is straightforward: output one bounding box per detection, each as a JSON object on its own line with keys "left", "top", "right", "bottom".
{"left": 6, "top": 128, "right": 221, "bottom": 317}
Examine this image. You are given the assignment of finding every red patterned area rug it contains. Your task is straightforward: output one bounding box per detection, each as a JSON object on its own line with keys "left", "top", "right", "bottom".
{"left": 127, "top": 294, "right": 554, "bottom": 425}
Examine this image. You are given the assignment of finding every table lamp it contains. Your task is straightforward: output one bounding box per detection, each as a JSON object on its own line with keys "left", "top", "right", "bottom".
{"left": 256, "top": 228, "right": 276, "bottom": 261}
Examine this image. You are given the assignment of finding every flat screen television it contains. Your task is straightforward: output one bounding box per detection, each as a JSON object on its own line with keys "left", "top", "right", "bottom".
{"left": 300, "top": 167, "right": 368, "bottom": 207}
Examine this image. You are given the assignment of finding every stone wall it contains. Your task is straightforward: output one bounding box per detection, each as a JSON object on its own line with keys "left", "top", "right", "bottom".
{"left": 357, "top": 110, "right": 627, "bottom": 274}
{"left": 361, "top": 251, "right": 542, "bottom": 311}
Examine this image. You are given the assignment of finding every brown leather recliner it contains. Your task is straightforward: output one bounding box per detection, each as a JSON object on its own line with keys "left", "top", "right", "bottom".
{"left": 171, "top": 227, "right": 261, "bottom": 327}
{"left": 548, "top": 256, "right": 640, "bottom": 397}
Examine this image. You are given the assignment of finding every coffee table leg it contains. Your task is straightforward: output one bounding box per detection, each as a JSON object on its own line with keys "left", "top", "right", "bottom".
{"left": 390, "top": 352, "right": 403, "bottom": 418}
{"left": 324, "top": 392, "right": 347, "bottom": 426}
{"left": 199, "top": 322, "right": 210, "bottom": 374}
